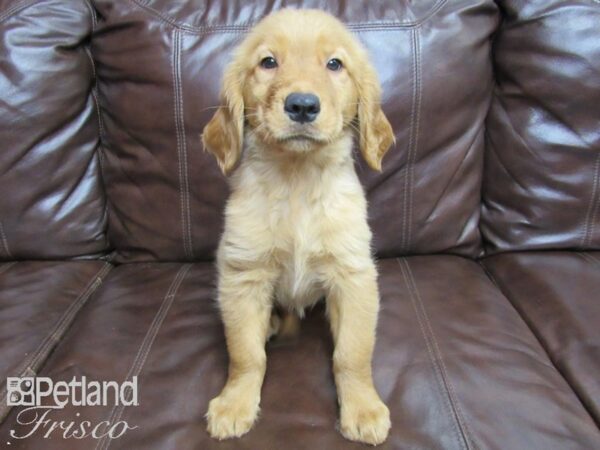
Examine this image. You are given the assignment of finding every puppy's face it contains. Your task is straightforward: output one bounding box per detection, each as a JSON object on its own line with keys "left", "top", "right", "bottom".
{"left": 241, "top": 22, "right": 358, "bottom": 152}
{"left": 203, "top": 9, "right": 394, "bottom": 173}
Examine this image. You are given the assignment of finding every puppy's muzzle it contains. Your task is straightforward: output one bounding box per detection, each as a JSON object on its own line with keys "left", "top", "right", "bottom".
{"left": 284, "top": 92, "right": 320, "bottom": 123}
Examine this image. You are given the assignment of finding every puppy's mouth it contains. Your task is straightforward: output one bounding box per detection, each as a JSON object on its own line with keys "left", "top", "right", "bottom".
{"left": 279, "top": 134, "right": 325, "bottom": 143}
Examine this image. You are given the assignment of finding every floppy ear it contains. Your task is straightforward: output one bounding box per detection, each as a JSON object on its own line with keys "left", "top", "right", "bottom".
{"left": 356, "top": 66, "right": 395, "bottom": 171}
{"left": 201, "top": 64, "right": 244, "bottom": 175}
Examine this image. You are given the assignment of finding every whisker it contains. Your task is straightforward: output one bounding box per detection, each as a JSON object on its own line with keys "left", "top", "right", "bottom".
{"left": 344, "top": 120, "right": 361, "bottom": 135}
{"left": 346, "top": 101, "right": 382, "bottom": 106}
{"left": 198, "top": 105, "right": 226, "bottom": 112}
{"left": 198, "top": 105, "right": 258, "bottom": 113}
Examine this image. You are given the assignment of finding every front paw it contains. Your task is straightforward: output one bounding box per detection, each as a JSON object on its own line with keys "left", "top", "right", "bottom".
{"left": 206, "top": 393, "right": 260, "bottom": 440}
{"left": 340, "top": 397, "right": 391, "bottom": 446}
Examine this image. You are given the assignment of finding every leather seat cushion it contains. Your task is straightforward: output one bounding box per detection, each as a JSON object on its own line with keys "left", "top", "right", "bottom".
{"left": 483, "top": 251, "right": 600, "bottom": 425}
{"left": 2, "top": 256, "right": 598, "bottom": 449}
{"left": 0, "top": 261, "right": 111, "bottom": 421}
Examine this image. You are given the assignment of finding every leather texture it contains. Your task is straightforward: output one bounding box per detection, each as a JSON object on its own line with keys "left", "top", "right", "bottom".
{"left": 483, "top": 251, "right": 600, "bottom": 427}
{"left": 91, "top": 0, "right": 498, "bottom": 262}
{"left": 1, "top": 0, "right": 600, "bottom": 448}
{"left": 0, "top": 0, "right": 108, "bottom": 260}
{"left": 0, "top": 261, "right": 111, "bottom": 421}
{"left": 481, "top": 0, "right": 600, "bottom": 254}
{"left": 2, "top": 257, "right": 599, "bottom": 449}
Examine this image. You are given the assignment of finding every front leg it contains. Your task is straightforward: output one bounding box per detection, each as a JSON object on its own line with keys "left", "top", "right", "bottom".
{"left": 326, "top": 262, "right": 390, "bottom": 445}
{"left": 206, "top": 263, "right": 276, "bottom": 440}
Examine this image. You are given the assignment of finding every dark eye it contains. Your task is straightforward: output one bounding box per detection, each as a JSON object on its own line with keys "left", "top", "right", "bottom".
{"left": 326, "top": 58, "right": 343, "bottom": 71}
{"left": 260, "top": 56, "right": 278, "bottom": 69}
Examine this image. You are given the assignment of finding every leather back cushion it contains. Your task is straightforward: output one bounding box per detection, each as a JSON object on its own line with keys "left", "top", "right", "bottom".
{"left": 481, "top": 0, "right": 600, "bottom": 253}
{"left": 0, "top": 0, "right": 108, "bottom": 259}
{"left": 93, "top": 0, "right": 498, "bottom": 262}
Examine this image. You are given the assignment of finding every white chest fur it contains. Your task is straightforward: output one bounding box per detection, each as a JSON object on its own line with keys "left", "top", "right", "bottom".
{"left": 219, "top": 137, "right": 373, "bottom": 311}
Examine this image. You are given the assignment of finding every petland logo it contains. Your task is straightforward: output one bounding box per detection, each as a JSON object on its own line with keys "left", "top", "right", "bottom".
{"left": 5, "top": 376, "right": 138, "bottom": 442}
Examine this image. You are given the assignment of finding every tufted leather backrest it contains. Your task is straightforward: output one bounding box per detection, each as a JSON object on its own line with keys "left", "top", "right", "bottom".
{"left": 482, "top": 0, "right": 600, "bottom": 254}
{"left": 0, "top": 0, "right": 108, "bottom": 260}
{"left": 90, "top": 0, "right": 498, "bottom": 262}
{"left": 4, "top": 1, "right": 599, "bottom": 262}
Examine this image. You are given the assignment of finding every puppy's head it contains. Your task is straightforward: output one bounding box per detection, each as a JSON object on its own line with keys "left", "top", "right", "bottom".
{"left": 202, "top": 9, "right": 394, "bottom": 174}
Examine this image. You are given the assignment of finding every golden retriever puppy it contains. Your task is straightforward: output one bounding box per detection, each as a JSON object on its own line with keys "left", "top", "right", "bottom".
{"left": 202, "top": 8, "right": 394, "bottom": 446}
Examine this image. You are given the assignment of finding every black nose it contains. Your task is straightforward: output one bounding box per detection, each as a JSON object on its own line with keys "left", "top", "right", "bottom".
{"left": 284, "top": 93, "right": 320, "bottom": 123}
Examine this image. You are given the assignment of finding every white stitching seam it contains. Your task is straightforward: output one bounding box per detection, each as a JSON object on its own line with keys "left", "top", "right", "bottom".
{"left": 86, "top": 49, "right": 104, "bottom": 138}
{"left": 172, "top": 29, "right": 194, "bottom": 259}
{"left": 178, "top": 33, "right": 194, "bottom": 259}
{"left": 0, "top": 0, "right": 38, "bottom": 24}
{"left": 0, "top": 222, "right": 12, "bottom": 258}
{"left": 401, "top": 32, "right": 414, "bottom": 251}
{"left": 129, "top": 0, "right": 448, "bottom": 34}
{"left": 398, "top": 258, "right": 475, "bottom": 450}
{"left": 95, "top": 264, "right": 191, "bottom": 450}
{"left": 582, "top": 152, "right": 600, "bottom": 247}
{"left": 402, "top": 29, "right": 422, "bottom": 253}
{"left": 0, "top": 262, "right": 112, "bottom": 421}
{"left": 585, "top": 252, "right": 600, "bottom": 264}
{"left": 81, "top": 4, "right": 110, "bottom": 247}
{"left": 172, "top": 29, "right": 186, "bottom": 257}
{"left": 406, "top": 259, "right": 480, "bottom": 450}
{"left": 83, "top": 0, "right": 97, "bottom": 29}
{"left": 408, "top": 28, "right": 422, "bottom": 253}
{"left": 578, "top": 251, "right": 600, "bottom": 266}
{"left": 0, "top": 261, "right": 17, "bottom": 277}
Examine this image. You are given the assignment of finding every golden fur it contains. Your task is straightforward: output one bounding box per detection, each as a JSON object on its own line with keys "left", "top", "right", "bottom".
{"left": 202, "top": 8, "right": 394, "bottom": 445}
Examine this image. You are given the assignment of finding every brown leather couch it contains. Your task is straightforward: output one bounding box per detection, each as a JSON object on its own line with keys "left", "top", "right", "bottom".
{"left": 1, "top": 1, "right": 599, "bottom": 449}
